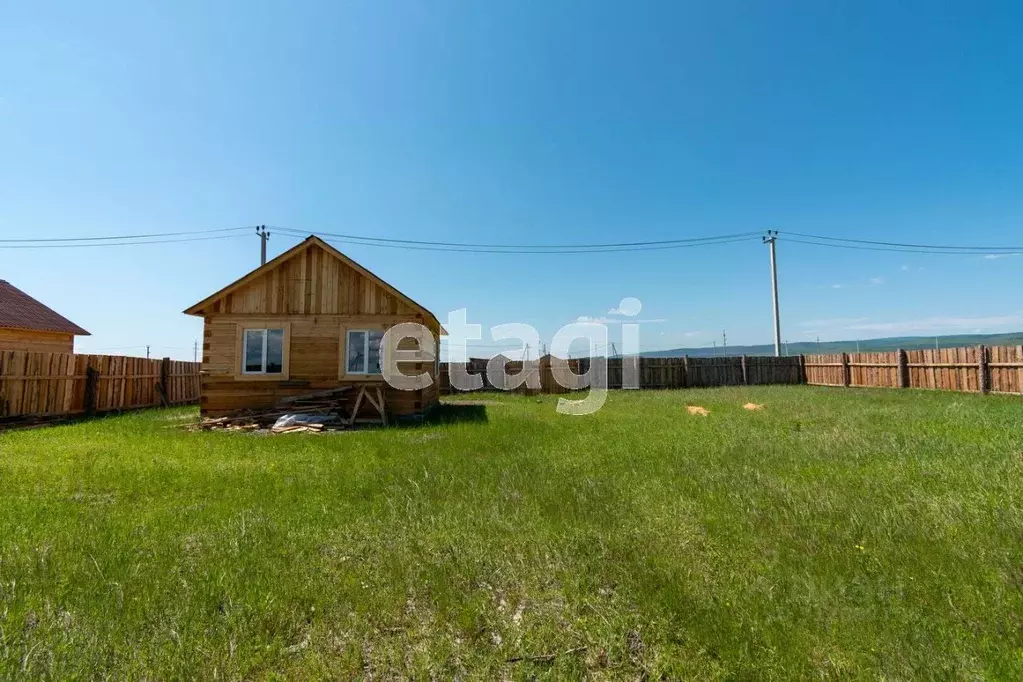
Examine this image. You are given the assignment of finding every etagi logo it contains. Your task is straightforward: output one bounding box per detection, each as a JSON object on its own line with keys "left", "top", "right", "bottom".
{"left": 379, "top": 298, "right": 646, "bottom": 416}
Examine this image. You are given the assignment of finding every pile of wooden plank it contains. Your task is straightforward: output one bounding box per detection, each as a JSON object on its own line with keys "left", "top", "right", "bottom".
{"left": 197, "top": 386, "right": 352, "bottom": 433}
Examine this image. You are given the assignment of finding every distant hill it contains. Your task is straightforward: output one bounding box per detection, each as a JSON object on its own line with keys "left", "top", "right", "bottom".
{"left": 640, "top": 332, "right": 1023, "bottom": 358}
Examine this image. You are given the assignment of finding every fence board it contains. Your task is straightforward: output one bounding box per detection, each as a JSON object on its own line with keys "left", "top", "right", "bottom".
{"left": 989, "top": 345, "right": 1023, "bottom": 395}
{"left": 441, "top": 355, "right": 803, "bottom": 394}
{"left": 804, "top": 353, "right": 845, "bottom": 386}
{"left": 425, "top": 345, "right": 1023, "bottom": 397}
{"left": 0, "top": 351, "right": 201, "bottom": 419}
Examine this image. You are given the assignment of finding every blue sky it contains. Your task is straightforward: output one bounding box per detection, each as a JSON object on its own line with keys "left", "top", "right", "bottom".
{"left": 2, "top": 1, "right": 1022, "bottom": 360}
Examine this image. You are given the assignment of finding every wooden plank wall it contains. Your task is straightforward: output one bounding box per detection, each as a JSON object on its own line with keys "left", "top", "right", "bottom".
{"left": 441, "top": 355, "right": 804, "bottom": 394}
{"left": 906, "top": 347, "right": 977, "bottom": 392}
{"left": 168, "top": 359, "right": 202, "bottom": 405}
{"left": 849, "top": 352, "right": 900, "bottom": 389}
{"left": 0, "top": 350, "right": 201, "bottom": 419}
{"left": 806, "top": 345, "right": 1023, "bottom": 394}
{"left": 803, "top": 353, "right": 844, "bottom": 386}
{"left": 746, "top": 355, "right": 804, "bottom": 385}
{"left": 205, "top": 243, "right": 420, "bottom": 319}
{"left": 988, "top": 345, "right": 1023, "bottom": 395}
{"left": 0, "top": 328, "right": 75, "bottom": 354}
{"left": 443, "top": 346, "right": 1023, "bottom": 396}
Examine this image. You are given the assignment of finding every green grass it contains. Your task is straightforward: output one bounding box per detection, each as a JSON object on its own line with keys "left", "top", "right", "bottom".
{"left": 1, "top": 387, "right": 1022, "bottom": 679}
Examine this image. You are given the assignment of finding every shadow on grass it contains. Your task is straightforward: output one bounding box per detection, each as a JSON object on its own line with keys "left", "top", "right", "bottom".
{"left": 420, "top": 402, "right": 488, "bottom": 426}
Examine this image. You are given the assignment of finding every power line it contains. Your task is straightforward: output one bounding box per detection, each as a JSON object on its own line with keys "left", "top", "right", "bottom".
{"left": 274, "top": 227, "right": 760, "bottom": 254}
{"left": 0, "top": 233, "right": 251, "bottom": 249}
{"left": 272, "top": 226, "right": 763, "bottom": 250}
{"left": 781, "top": 231, "right": 1023, "bottom": 253}
{"left": 780, "top": 237, "right": 1020, "bottom": 256}
{"left": 0, "top": 225, "right": 254, "bottom": 244}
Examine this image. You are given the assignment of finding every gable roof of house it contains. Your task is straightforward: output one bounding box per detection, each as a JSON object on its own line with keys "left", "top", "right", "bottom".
{"left": 0, "top": 280, "right": 90, "bottom": 336}
{"left": 183, "top": 235, "right": 443, "bottom": 331}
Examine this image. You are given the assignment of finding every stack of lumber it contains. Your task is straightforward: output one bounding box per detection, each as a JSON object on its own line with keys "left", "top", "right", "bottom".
{"left": 197, "top": 386, "right": 351, "bottom": 433}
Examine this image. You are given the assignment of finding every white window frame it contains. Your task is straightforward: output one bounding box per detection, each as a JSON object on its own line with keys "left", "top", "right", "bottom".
{"left": 242, "top": 328, "right": 285, "bottom": 375}
{"left": 346, "top": 329, "right": 383, "bottom": 375}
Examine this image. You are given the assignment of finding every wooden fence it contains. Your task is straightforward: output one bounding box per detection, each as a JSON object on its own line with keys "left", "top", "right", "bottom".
{"left": 0, "top": 351, "right": 201, "bottom": 419}
{"left": 440, "top": 345, "right": 1023, "bottom": 397}
{"left": 440, "top": 355, "right": 805, "bottom": 395}
{"left": 804, "top": 345, "right": 1023, "bottom": 394}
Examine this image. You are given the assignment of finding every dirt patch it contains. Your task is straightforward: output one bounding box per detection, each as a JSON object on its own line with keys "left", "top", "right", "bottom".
{"left": 743, "top": 403, "right": 764, "bottom": 411}
{"left": 686, "top": 405, "right": 709, "bottom": 417}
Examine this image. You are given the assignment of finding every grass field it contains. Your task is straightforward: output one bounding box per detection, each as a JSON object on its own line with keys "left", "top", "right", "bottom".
{"left": 1, "top": 386, "right": 1021, "bottom": 679}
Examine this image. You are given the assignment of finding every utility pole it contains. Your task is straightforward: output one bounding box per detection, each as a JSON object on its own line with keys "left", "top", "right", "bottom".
{"left": 763, "top": 230, "right": 782, "bottom": 357}
{"left": 193, "top": 339, "right": 198, "bottom": 362}
{"left": 610, "top": 342, "right": 619, "bottom": 358}
{"left": 722, "top": 330, "right": 727, "bottom": 353}
{"left": 257, "top": 225, "right": 270, "bottom": 265}
{"left": 784, "top": 339, "right": 790, "bottom": 356}
{"left": 146, "top": 345, "right": 150, "bottom": 360}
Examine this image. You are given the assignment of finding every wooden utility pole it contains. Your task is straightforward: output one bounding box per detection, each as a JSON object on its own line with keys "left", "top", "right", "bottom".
{"left": 257, "top": 225, "right": 270, "bottom": 265}
{"left": 763, "top": 230, "right": 781, "bottom": 357}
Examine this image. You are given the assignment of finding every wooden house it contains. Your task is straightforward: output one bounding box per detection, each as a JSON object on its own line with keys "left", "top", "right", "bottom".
{"left": 184, "top": 236, "right": 444, "bottom": 420}
{"left": 0, "top": 280, "right": 89, "bottom": 353}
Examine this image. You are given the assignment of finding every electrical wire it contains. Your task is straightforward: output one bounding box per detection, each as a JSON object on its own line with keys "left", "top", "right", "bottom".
{"left": 274, "top": 227, "right": 760, "bottom": 254}
{"left": 271, "top": 226, "right": 763, "bottom": 250}
{"left": 781, "top": 231, "right": 1023, "bottom": 252}
{"left": 4, "top": 223, "right": 1015, "bottom": 256}
{"left": 780, "top": 237, "right": 1021, "bottom": 256}
{"left": 0, "top": 225, "right": 255, "bottom": 244}
{"left": 0, "top": 233, "right": 251, "bottom": 249}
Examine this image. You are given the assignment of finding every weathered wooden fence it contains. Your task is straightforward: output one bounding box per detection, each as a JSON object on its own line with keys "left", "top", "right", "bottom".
{"left": 441, "top": 345, "right": 1023, "bottom": 397}
{"left": 440, "top": 355, "right": 805, "bottom": 394}
{"left": 804, "top": 345, "right": 1023, "bottom": 394}
{"left": 0, "top": 351, "right": 201, "bottom": 419}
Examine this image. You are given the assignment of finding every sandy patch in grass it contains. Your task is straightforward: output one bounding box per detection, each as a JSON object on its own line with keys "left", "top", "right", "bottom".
{"left": 743, "top": 403, "right": 764, "bottom": 411}
{"left": 686, "top": 405, "right": 709, "bottom": 416}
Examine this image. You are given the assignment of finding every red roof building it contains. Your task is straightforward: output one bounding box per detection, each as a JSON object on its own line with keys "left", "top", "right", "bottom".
{"left": 0, "top": 280, "right": 89, "bottom": 353}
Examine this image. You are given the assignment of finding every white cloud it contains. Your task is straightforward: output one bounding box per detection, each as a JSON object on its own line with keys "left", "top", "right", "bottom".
{"left": 607, "top": 297, "right": 643, "bottom": 316}
{"left": 831, "top": 284, "right": 843, "bottom": 289}
{"left": 900, "top": 265, "right": 910, "bottom": 272}
{"left": 574, "top": 315, "right": 665, "bottom": 325}
{"left": 868, "top": 276, "right": 884, "bottom": 286}
{"left": 846, "top": 313, "right": 1023, "bottom": 334}
{"left": 982, "top": 253, "right": 1020, "bottom": 260}
{"left": 798, "top": 317, "right": 868, "bottom": 328}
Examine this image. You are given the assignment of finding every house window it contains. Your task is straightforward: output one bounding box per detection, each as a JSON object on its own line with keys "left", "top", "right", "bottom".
{"left": 242, "top": 328, "right": 285, "bottom": 374}
{"left": 346, "top": 329, "right": 383, "bottom": 374}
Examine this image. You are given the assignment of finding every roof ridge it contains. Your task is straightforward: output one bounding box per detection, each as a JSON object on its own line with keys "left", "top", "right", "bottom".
{"left": 0, "top": 280, "right": 90, "bottom": 336}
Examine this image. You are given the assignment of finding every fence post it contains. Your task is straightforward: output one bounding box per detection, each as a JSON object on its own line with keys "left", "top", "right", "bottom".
{"left": 798, "top": 354, "right": 806, "bottom": 384}
{"left": 978, "top": 345, "right": 989, "bottom": 394}
{"left": 84, "top": 366, "right": 99, "bottom": 417}
{"left": 897, "top": 349, "right": 909, "bottom": 388}
{"left": 740, "top": 355, "right": 749, "bottom": 385}
{"left": 841, "top": 353, "right": 851, "bottom": 388}
{"left": 158, "top": 357, "right": 171, "bottom": 407}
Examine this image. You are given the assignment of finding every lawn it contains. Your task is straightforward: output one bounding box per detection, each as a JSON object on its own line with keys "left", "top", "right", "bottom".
{"left": 0, "top": 386, "right": 1021, "bottom": 679}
